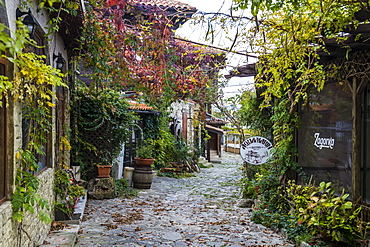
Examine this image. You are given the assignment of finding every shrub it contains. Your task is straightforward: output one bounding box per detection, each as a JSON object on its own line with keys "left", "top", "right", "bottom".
{"left": 251, "top": 203, "right": 309, "bottom": 240}
{"left": 115, "top": 179, "right": 138, "bottom": 198}
{"left": 285, "top": 180, "right": 369, "bottom": 245}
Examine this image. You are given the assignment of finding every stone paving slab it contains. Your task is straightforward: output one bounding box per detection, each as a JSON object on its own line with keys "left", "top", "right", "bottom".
{"left": 76, "top": 152, "right": 294, "bottom": 247}
{"left": 41, "top": 224, "right": 80, "bottom": 247}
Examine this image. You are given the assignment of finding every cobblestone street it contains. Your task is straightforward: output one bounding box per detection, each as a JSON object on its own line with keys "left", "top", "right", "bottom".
{"left": 76, "top": 152, "right": 294, "bottom": 247}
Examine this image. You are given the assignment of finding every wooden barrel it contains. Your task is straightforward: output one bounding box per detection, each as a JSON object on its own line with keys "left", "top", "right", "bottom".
{"left": 133, "top": 166, "right": 153, "bottom": 189}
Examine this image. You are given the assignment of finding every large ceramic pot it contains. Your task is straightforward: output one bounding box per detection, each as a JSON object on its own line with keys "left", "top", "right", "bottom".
{"left": 97, "top": 165, "right": 112, "bottom": 178}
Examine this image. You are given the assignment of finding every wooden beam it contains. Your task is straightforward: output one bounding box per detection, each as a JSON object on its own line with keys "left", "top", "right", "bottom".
{"left": 351, "top": 77, "right": 367, "bottom": 201}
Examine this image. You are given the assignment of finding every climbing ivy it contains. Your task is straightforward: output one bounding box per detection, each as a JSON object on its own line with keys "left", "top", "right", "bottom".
{"left": 70, "top": 83, "right": 138, "bottom": 180}
{"left": 231, "top": 0, "right": 363, "bottom": 191}
{"left": 230, "top": 0, "right": 370, "bottom": 243}
{"left": 0, "top": 15, "right": 65, "bottom": 225}
{"left": 0, "top": 0, "right": 78, "bottom": 241}
{"left": 11, "top": 52, "right": 66, "bottom": 225}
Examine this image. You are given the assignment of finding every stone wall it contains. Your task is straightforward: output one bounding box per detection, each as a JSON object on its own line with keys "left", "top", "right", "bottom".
{"left": 0, "top": 168, "right": 55, "bottom": 247}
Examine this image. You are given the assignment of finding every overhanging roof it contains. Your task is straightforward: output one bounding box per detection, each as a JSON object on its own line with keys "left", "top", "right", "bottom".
{"left": 49, "top": 0, "right": 85, "bottom": 54}
{"left": 205, "top": 124, "right": 224, "bottom": 134}
{"left": 129, "top": 102, "right": 153, "bottom": 111}
{"left": 225, "top": 63, "right": 256, "bottom": 79}
{"left": 135, "top": 0, "right": 196, "bottom": 12}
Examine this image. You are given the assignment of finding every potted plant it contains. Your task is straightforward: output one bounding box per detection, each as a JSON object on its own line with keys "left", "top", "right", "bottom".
{"left": 133, "top": 140, "right": 155, "bottom": 189}
{"left": 96, "top": 163, "right": 113, "bottom": 178}
{"left": 134, "top": 140, "right": 155, "bottom": 166}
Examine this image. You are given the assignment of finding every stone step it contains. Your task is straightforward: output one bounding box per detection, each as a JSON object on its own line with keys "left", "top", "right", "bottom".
{"left": 40, "top": 192, "right": 87, "bottom": 247}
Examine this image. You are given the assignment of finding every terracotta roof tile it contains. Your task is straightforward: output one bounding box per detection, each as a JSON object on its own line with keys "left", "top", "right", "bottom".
{"left": 175, "top": 38, "right": 222, "bottom": 54}
{"left": 206, "top": 113, "right": 228, "bottom": 125}
{"left": 129, "top": 102, "right": 154, "bottom": 111}
{"left": 134, "top": 0, "right": 196, "bottom": 11}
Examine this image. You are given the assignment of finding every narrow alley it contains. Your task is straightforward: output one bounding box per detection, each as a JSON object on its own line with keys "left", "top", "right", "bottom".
{"left": 76, "top": 152, "right": 294, "bottom": 247}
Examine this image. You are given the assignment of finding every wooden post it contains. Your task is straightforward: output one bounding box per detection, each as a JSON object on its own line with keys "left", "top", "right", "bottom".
{"left": 351, "top": 77, "right": 366, "bottom": 201}
{"left": 217, "top": 133, "right": 221, "bottom": 157}
{"left": 206, "top": 140, "right": 211, "bottom": 162}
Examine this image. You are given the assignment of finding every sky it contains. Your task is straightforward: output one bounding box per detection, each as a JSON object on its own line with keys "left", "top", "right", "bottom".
{"left": 175, "top": 0, "right": 256, "bottom": 99}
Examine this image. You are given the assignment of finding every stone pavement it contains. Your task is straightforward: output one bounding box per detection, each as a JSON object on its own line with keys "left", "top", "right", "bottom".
{"left": 76, "top": 152, "right": 294, "bottom": 247}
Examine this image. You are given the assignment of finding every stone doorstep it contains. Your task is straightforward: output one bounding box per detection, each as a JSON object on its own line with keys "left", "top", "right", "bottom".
{"left": 73, "top": 192, "right": 88, "bottom": 221}
{"left": 40, "top": 192, "right": 87, "bottom": 247}
{"left": 198, "top": 158, "right": 213, "bottom": 167}
{"left": 40, "top": 224, "right": 79, "bottom": 247}
{"left": 199, "top": 155, "right": 222, "bottom": 164}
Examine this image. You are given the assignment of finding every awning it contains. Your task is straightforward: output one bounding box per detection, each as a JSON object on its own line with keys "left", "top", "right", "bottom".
{"left": 205, "top": 124, "right": 224, "bottom": 134}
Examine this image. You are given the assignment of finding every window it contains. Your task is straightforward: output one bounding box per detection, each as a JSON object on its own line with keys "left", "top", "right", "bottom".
{"left": 33, "top": 30, "right": 45, "bottom": 56}
{"left": 0, "top": 61, "right": 8, "bottom": 203}
{"left": 298, "top": 82, "right": 352, "bottom": 197}
{"left": 21, "top": 28, "right": 50, "bottom": 173}
{"left": 24, "top": 29, "right": 46, "bottom": 56}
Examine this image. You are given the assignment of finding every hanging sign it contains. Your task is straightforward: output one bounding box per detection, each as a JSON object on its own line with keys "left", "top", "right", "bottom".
{"left": 240, "top": 136, "right": 273, "bottom": 165}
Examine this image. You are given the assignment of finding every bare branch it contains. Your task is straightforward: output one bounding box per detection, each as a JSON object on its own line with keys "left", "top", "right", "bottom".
{"left": 198, "top": 12, "right": 254, "bottom": 21}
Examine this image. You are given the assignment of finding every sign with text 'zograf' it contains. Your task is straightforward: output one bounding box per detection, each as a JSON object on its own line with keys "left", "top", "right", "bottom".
{"left": 240, "top": 136, "right": 273, "bottom": 165}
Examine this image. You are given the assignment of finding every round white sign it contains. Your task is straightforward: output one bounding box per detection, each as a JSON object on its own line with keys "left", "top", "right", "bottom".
{"left": 240, "top": 136, "right": 273, "bottom": 165}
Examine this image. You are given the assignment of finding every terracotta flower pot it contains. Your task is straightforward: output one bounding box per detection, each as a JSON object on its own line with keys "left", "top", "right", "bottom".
{"left": 254, "top": 186, "right": 261, "bottom": 195}
{"left": 134, "top": 157, "right": 155, "bottom": 166}
{"left": 97, "top": 165, "right": 112, "bottom": 178}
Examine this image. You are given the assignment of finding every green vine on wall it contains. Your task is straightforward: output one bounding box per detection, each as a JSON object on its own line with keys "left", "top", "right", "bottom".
{"left": 70, "top": 82, "right": 138, "bottom": 180}
{"left": 11, "top": 52, "right": 66, "bottom": 224}
{"left": 231, "top": 0, "right": 370, "bottom": 243}
{"left": 0, "top": 1, "right": 72, "bottom": 239}
{"left": 232, "top": 0, "right": 363, "bottom": 198}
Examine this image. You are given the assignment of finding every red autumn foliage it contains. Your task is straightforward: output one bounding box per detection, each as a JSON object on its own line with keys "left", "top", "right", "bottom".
{"left": 82, "top": 0, "right": 224, "bottom": 105}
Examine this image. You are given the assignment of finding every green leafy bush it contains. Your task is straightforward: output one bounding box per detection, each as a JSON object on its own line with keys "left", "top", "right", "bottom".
{"left": 285, "top": 180, "right": 369, "bottom": 245}
{"left": 251, "top": 203, "right": 309, "bottom": 240}
{"left": 241, "top": 178, "right": 258, "bottom": 199}
{"left": 250, "top": 180, "right": 370, "bottom": 245}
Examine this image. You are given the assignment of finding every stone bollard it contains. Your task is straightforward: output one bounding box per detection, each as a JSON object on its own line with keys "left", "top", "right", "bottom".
{"left": 123, "top": 167, "right": 134, "bottom": 186}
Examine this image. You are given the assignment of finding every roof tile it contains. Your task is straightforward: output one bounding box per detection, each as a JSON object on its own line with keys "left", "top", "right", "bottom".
{"left": 129, "top": 102, "right": 154, "bottom": 111}
{"left": 134, "top": 0, "right": 196, "bottom": 11}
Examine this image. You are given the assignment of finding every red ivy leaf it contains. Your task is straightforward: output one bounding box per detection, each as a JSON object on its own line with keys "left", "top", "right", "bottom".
{"left": 118, "top": 0, "right": 126, "bottom": 9}
{"left": 106, "top": 0, "right": 118, "bottom": 7}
